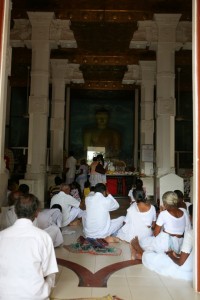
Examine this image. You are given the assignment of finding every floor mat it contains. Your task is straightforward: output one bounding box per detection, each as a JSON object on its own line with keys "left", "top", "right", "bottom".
{"left": 64, "top": 236, "right": 122, "bottom": 256}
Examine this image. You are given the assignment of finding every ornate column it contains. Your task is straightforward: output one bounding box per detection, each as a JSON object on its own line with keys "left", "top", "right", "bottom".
{"left": 0, "top": 0, "right": 12, "bottom": 205}
{"left": 154, "top": 14, "right": 181, "bottom": 177}
{"left": 139, "top": 61, "right": 156, "bottom": 176}
{"left": 25, "top": 12, "right": 54, "bottom": 204}
{"left": 154, "top": 14, "right": 186, "bottom": 202}
{"left": 138, "top": 61, "right": 156, "bottom": 197}
{"left": 50, "top": 59, "right": 68, "bottom": 174}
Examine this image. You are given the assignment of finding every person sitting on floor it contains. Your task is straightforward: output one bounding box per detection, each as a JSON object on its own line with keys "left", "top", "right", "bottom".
{"left": 83, "top": 183, "right": 125, "bottom": 241}
{"left": 50, "top": 183, "right": 85, "bottom": 234}
{"left": 0, "top": 193, "right": 58, "bottom": 299}
{"left": 116, "top": 189, "right": 156, "bottom": 243}
{"left": 70, "top": 181, "right": 82, "bottom": 202}
{"left": 128, "top": 178, "right": 146, "bottom": 205}
{"left": 37, "top": 204, "right": 63, "bottom": 247}
{"left": 131, "top": 191, "right": 188, "bottom": 259}
{"left": 130, "top": 204, "right": 193, "bottom": 281}
{"left": 0, "top": 190, "right": 22, "bottom": 230}
{"left": 49, "top": 176, "right": 63, "bottom": 198}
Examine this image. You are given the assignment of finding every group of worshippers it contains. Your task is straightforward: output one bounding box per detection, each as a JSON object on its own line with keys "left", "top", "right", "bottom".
{"left": 0, "top": 173, "right": 193, "bottom": 299}
{"left": 64, "top": 150, "right": 108, "bottom": 194}
{"left": 81, "top": 180, "right": 193, "bottom": 282}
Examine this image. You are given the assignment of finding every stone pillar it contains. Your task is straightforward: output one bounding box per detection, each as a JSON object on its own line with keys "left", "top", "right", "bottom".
{"left": 139, "top": 61, "right": 156, "bottom": 176}
{"left": 154, "top": 14, "right": 181, "bottom": 178}
{"left": 50, "top": 59, "right": 68, "bottom": 174}
{"left": 0, "top": 0, "right": 12, "bottom": 205}
{"left": 25, "top": 12, "right": 54, "bottom": 205}
{"left": 154, "top": 14, "right": 184, "bottom": 201}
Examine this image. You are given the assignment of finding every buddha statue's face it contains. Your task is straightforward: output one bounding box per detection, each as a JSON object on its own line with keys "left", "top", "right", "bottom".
{"left": 95, "top": 112, "right": 109, "bottom": 129}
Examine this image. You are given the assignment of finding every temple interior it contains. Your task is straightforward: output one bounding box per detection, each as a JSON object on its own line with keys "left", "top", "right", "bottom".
{"left": 0, "top": 0, "right": 200, "bottom": 299}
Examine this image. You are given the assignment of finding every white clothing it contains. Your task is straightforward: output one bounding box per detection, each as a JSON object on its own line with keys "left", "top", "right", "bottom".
{"left": 37, "top": 208, "right": 62, "bottom": 229}
{"left": 76, "top": 164, "right": 89, "bottom": 191}
{"left": 142, "top": 229, "right": 193, "bottom": 281}
{"left": 37, "top": 209, "right": 63, "bottom": 247}
{"left": 0, "top": 205, "right": 17, "bottom": 230}
{"left": 65, "top": 155, "right": 77, "bottom": 184}
{"left": 140, "top": 209, "right": 186, "bottom": 254}
{"left": 44, "top": 225, "right": 63, "bottom": 248}
{"left": 179, "top": 207, "right": 192, "bottom": 232}
{"left": 128, "top": 188, "right": 135, "bottom": 202}
{"left": 140, "top": 231, "right": 184, "bottom": 254}
{"left": 0, "top": 219, "right": 58, "bottom": 300}
{"left": 50, "top": 191, "right": 84, "bottom": 227}
{"left": 89, "top": 173, "right": 105, "bottom": 186}
{"left": 83, "top": 192, "right": 125, "bottom": 238}
{"left": 117, "top": 203, "right": 156, "bottom": 242}
{"left": 185, "top": 201, "right": 192, "bottom": 211}
{"left": 89, "top": 161, "right": 106, "bottom": 186}
{"left": 156, "top": 209, "right": 186, "bottom": 235}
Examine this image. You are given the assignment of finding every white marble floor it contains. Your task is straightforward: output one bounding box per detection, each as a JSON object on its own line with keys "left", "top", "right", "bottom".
{"left": 51, "top": 224, "right": 200, "bottom": 300}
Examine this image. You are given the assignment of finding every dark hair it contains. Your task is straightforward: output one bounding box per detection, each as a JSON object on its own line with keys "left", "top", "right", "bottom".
{"left": 54, "top": 176, "right": 62, "bottom": 185}
{"left": 133, "top": 189, "right": 146, "bottom": 203}
{"left": 174, "top": 190, "right": 184, "bottom": 199}
{"left": 18, "top": 184, "right": 30, "bottom": 194}
{"left": 94, "top": 183, "right": 106, "bottom": 194}
{"left": 84, "top": 180, "right": 90, "bottom": 188}
{"left": 51, "top": 204, "right": 62, "bottom": 212}
{"left": 15, "top": 194, "right": 40, "bottom": 220}
{"left": 188, "top": 204, "right": 193, "bottom": 217}
{"left": 135, "top": 179, "right": 143, "bottom": 189}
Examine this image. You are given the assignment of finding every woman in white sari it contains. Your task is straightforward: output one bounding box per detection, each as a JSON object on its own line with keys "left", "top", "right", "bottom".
{"left": 137, "top": 191, "right": 189, "bottom": 257}
{"left": 116, "top": 190, "right": 156, "bottom": 243}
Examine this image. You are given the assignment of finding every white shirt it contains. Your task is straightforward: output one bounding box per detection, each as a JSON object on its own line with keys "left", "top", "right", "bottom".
{"left": 0, "top": 205, "right": 17, "bottom": 230}
{"left": 84, "top": 192, "right": 119, "bottom": 238}
{"left": 50, "top": 191, "right": 80, "bottom": 227}
{"left": 37, "top": 208, "right": 62, "bottom": 229}
{"left": 0, "top": 219, "right": 58, "bottom": 300}
{"left": 181, "top": 229, "right": 193, "bottom": 253}
{"left": 157, "top": 209, "right": 186, "bottom": 235}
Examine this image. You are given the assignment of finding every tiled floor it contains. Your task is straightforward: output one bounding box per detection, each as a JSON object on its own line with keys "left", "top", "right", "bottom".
{"left": 51, "top": 224, "right": 200, "bottom": 300}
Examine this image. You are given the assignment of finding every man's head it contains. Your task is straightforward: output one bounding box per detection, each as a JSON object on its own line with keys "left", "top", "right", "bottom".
{"left": 54, "top": 176, "right": 62, "bottom": 186}
{"left": 60, "top": 183, "right": 71, "bottom": 194}
{"left": 8, "top": 190, "right": 22, "bottom": 206}
{"left": 69, "top": 150, "right": 74, "bottom": 157}
{"left": 15, "top": 194, "right": 40, "bottom": 221}
{"left": 51, "top": 204, "right": 62, "bottom": 212}
{"left": 18, "top": 184, "right": 30, "bottom": 194}
{"left": 94, "top": 183, "right": 107, "bottom": 196}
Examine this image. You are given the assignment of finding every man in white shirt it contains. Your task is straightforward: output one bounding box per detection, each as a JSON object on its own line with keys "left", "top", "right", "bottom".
{"left": 50, "top": 183, "right": 84, "bottom": 233}
{"left": 65, "top": 150, "right": 77, "bottom": 184}
{"left": 0, "top": 194, "right": 58, "bottom": 300}
{"left": 83, "top": 183, "right": 125, "bottom": 239}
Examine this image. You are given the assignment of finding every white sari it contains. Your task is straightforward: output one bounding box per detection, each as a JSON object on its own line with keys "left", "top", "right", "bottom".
{"left": 116, "top": 203, "right": 156, "bottom": 242}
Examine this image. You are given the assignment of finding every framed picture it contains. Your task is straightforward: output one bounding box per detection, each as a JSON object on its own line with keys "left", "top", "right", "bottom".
{"left": 69, "top": 91, "right": 135, "bottom": 165}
